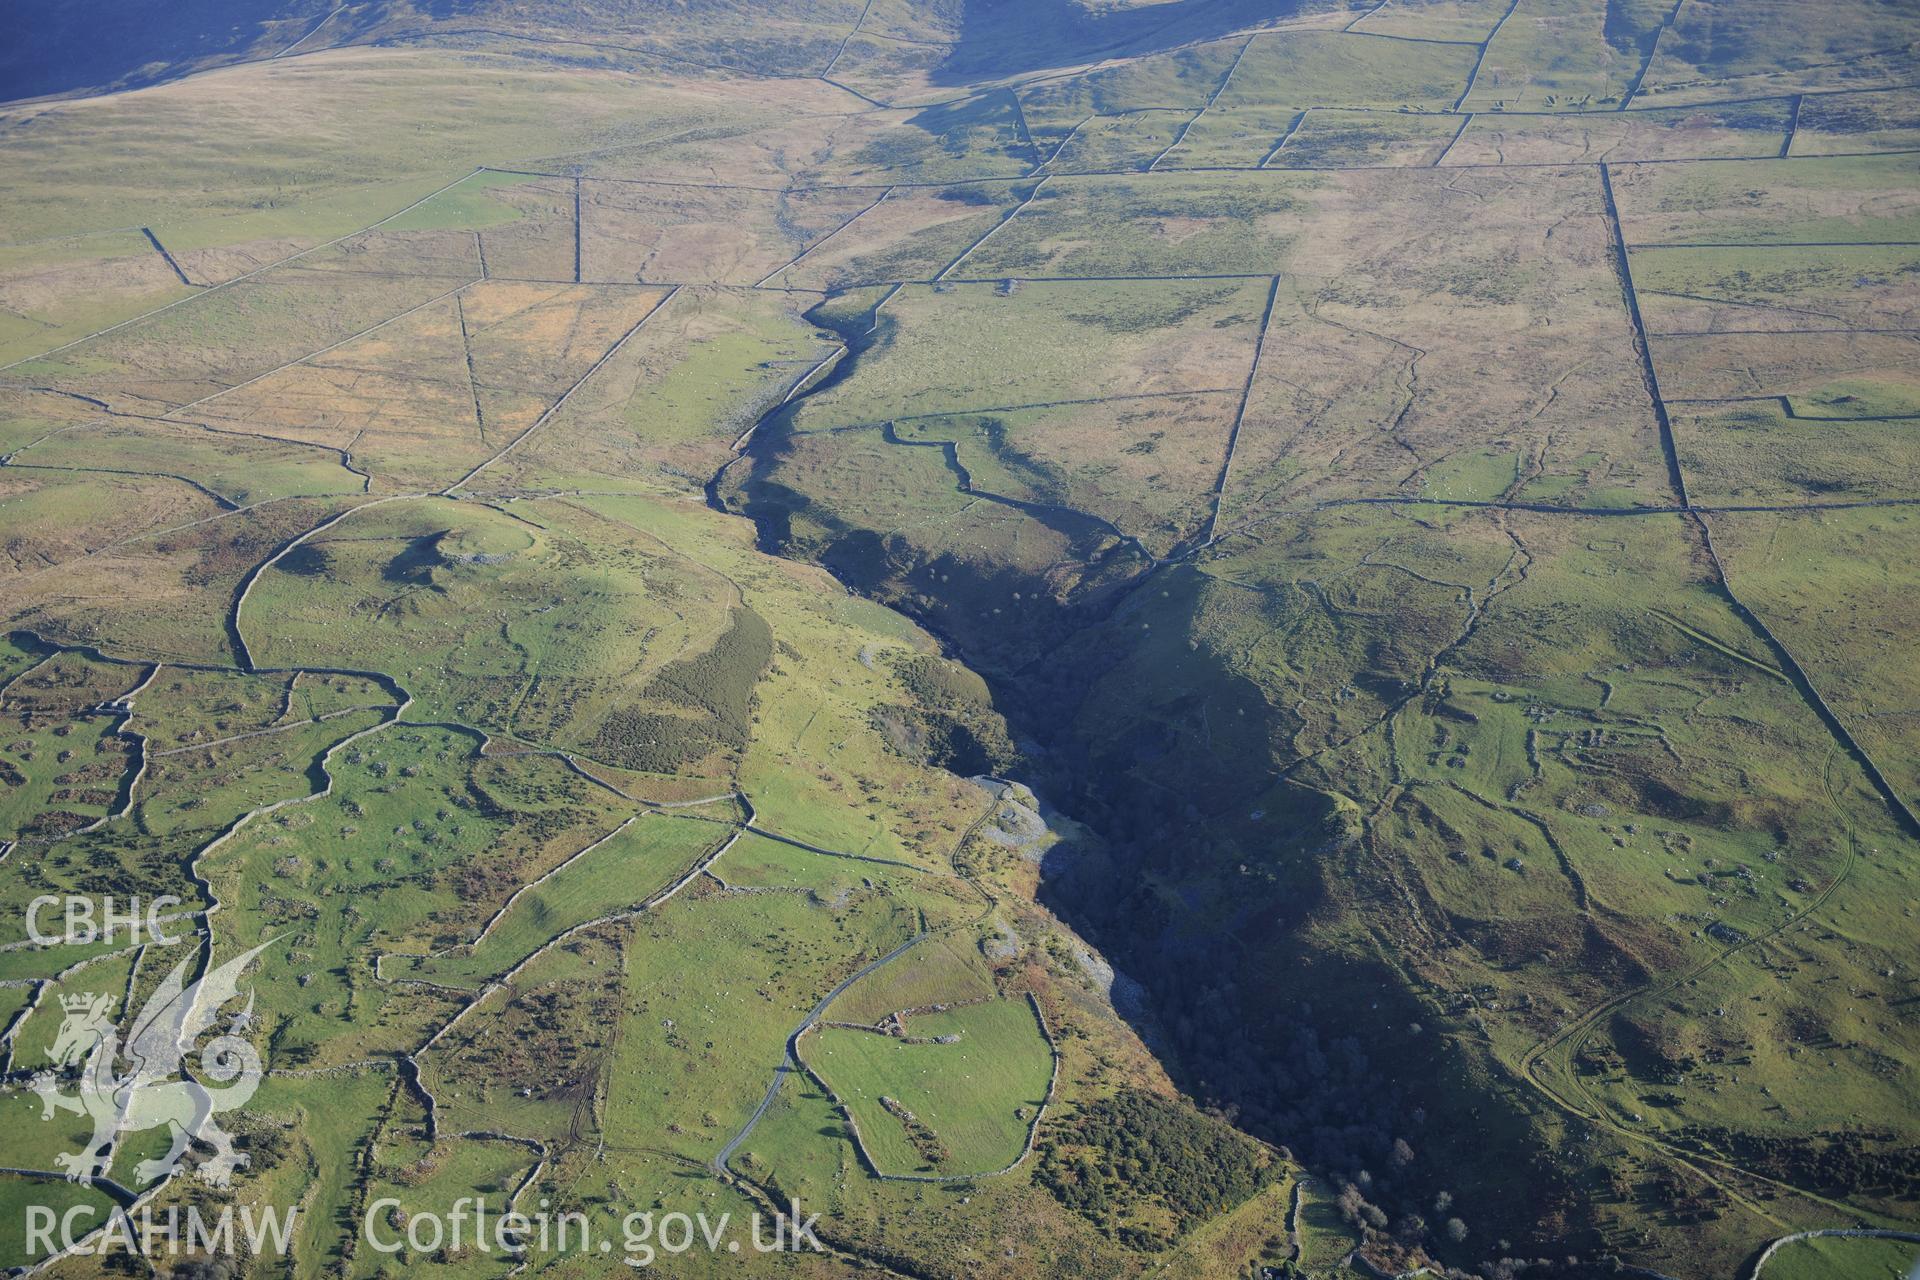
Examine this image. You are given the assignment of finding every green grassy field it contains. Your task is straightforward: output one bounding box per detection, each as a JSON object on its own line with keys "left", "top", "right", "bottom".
{"left": 805, "top": 998, "right": 1053, "bottom": 1177}
{"left": 1759, "top": 1235, "right": 1920, "bottom": 1280}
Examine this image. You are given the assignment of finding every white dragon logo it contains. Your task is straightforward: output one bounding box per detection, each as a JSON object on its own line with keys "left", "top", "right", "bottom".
{"left": 29, "top": 940, "right": 274, "bottom": 1189}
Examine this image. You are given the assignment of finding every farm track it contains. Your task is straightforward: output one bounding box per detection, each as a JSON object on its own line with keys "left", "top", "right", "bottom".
{"left": 1515, "top": 769, "right": 1882, "bottom": 1231}
{"left": 713, "top": 783, "right": 1039, "bottom": 1180}
{"left": 711, "top": 927, "right": 931, "bottom": 1175}
{"left": 789, "top": 990, "right": 1060, "bottom": 1184}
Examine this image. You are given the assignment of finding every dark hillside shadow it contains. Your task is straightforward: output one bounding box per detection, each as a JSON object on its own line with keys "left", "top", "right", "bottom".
{"left": 935, "top": 0, "right": 1300, "bottom": 84}
{"left": 1, "top": 0, "right": 1298, "bottom": 105}
{"left": 0, "top": 0, "right": 401, "bottom": 103}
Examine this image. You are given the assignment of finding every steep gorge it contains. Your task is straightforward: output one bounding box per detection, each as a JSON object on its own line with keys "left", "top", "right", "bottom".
{"left": 711, "top": 288, "right": 1592, "bottom": 1266}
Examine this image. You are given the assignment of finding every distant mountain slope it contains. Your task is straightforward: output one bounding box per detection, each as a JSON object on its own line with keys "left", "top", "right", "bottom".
{"left": 0, "top": 0, "right": 1297, "bottom": 105}
{"left": 0, "top": 0, "right": 378, "bottom": 102}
